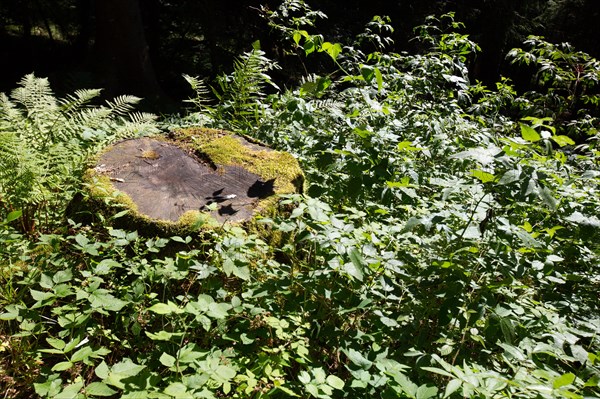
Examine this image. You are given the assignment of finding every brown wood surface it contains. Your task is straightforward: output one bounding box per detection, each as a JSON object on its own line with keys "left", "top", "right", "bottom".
{"left": 95, "top": 137, "right": 276, "bottom": 223}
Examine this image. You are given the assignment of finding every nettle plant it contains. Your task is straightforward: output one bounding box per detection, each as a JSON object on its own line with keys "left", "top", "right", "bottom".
{"left": 0, "top": 74, "right": 157, "bottom": 234}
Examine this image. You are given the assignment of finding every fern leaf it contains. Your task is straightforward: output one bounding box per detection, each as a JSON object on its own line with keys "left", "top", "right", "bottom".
{"left": 106, "top": 95, "right": 141, "bottom": 116}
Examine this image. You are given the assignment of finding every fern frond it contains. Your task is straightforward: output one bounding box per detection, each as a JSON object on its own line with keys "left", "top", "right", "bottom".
{"left": 12, "top": 74, "right": 58, "bottom": 114}
{"left": 106, "top": 95, "right": 141, "bottom": 116}
{"left": 74, "top": 107, "right": 113, "bottom": 128}
{"left": 128, "top": 111, "right": 158, "bottom": 124}
{"left": 0, "top": 74, "right": 158, "bottom": 232}
{"left": 211, "top": 49, "right": 280, "bottom": 129}
{"left": 59, "top": 89, "right": 103, "bottom": 115}
{"left": 183, "top": 74, "right": 213, "bottom": 111}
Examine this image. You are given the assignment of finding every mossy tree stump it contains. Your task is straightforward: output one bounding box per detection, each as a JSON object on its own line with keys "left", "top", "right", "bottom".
{"left": 84, "top": 128, "right": 303, "bottom": 234}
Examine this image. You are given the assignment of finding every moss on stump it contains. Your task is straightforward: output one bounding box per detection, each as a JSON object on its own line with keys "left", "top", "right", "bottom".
{"left": 82, "top": 128, "right": 303, "bottom": 235}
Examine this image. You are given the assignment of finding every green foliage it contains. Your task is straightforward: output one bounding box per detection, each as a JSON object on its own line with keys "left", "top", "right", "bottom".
{"left": 507, "top": 36, "right": 600, "bottom": 141}
{"left": 186, "top": 47, "right": 281, "bottom": 132}
{"left": 3, "top": 8, "right": 600, "bottom": 399}
{"left": 0, "top": 74, "right": 158, "bottom": 233}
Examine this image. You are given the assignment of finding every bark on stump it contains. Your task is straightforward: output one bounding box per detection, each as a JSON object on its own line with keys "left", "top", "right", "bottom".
{"left": 84, "top": 128, "right": 303, "bottom": 234}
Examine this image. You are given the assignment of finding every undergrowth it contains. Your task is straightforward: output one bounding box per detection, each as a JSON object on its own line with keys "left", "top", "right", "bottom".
{"left": 1, "top": 4, "right": 600, "bottom": 399}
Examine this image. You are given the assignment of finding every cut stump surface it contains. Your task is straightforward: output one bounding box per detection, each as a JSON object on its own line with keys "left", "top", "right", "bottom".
{"left": 90, "top": 131, "right": 302, "bottom": 225}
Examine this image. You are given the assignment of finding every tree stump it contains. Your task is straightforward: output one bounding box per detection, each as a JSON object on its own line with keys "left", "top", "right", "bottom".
{"left": 84, "top": 128, "right": 303, "bottom": 233}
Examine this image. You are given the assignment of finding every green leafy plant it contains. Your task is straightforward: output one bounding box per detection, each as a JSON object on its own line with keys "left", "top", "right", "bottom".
{"left": 507, "top": 35, "right": 600, "bottom": 141}
{"left": 2, "top": 7, "right": 600, "bottom": 399}
{"left": 0, "top": 74, "right": 158, "bottom": 234}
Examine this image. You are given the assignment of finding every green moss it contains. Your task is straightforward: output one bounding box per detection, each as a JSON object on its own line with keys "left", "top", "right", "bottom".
{"left": 173, "top": 127, "right": 304, "bottom": 194}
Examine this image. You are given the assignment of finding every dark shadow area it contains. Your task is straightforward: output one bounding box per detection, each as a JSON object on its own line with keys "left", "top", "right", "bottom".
{"left": 218, "top": 204, "right": 238, "bottom": 217}
{"left": 247, "top": 178, "right": 275, "bottom": 199}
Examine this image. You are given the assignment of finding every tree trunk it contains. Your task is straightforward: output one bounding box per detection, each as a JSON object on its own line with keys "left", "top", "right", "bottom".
{"left": 93, "top": 0, "right": 162, "bottom": 99}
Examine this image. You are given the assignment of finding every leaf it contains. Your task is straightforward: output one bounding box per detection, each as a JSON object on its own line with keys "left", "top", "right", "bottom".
{"left": 293, "top": 31, "right": 303, "bottom": 46}
{"left": 95, "top": 259, "right": 120, "bottom": 275}
{"left": 53, "top": 269, "right": 73, "bottom": 284}
{"left": 298, "top": 371, "right": 311, "bottom": 384}
{"left": 499, "top": 169, "right": 521, "bottom": 185}
{"left": 471, "top": 169, "right": 495, "bottom": 183}
{"left": 85, "top": 382, "right": 118, "bottom": 397}
{"left": 444, "top": 379, "right": 461, "bottom": 398}
{"left": 551, "top": 135, "right": 575, "bottom": 147}
{"left": 214, "top": 365, "right": 237, "bottom": 382}
{"left": 110, "top": 359, "right": 146, "bottom": 377}
{"left": 95, "top": 361, "right": 110, "bottom": 379}
{"left": 70, "top": 346, "right": 93, "bottom": 362}
{"left": 75, "top": 233, "right": 89, "bottom": 247}
{"left": 147, "top": 301, "right": 183, "bottom": 315}
{"left": 160, "top": 352, "right": 176, "bottom": 367}
{"left": 58, "top": 379, "right": 84, "bottom": 399}
{"left": 326, "top": 375, "right": 345, "bottom": 390}
{"left": 47, "top": 337, "right": 66, "bottom": 350}
{"left": 416, "top": 385, "right": 439, "bottom": 399}
{"left": 565, "top": 211, "right": 600, "bottom": 227}
{"left": 145, "top": 330, "right": 183, "bottom": 341}
{"left": 321, "top": 42, "right": 342, "bottom": 61}
{"left": 374, "top": 67, "right": 383, "bottom": 92}
{"left": 89, "top": 292, "right": 128, "bottom": 312}
{"left": 52, "top": 361, "right": 74, "bottom": 371}
{"left": 344, "top": 348, "right": 372, "bottom": 370}
{"left": 164, "top": 382, "right": 188, "bottom": 396}
{"left": 553, "top": 372, "right": 576, "bottom": 389}
{"left": 361, "top": 66, "right": 375, "bottom": 82}
{"left": 206, "top": 302, "right": 231, "bottom": 319}
{"left": 5, "top": 210, "right": 22, "bottom": 223}
{"left": 30, "top": 289, "right": 54, "bottom": 302}
{"left": 520, "top": 123, "right": 541, "bottom": 142}
{"left": 346, "top": 247, "right": 365, "bottom": 281}
{"left": 539, "top": 185, "right": 557, "bottom": 210}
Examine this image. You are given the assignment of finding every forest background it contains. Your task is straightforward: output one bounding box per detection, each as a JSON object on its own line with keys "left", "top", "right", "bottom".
{"left": 1, "top": 0, "right": 599, "bottom": 108}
